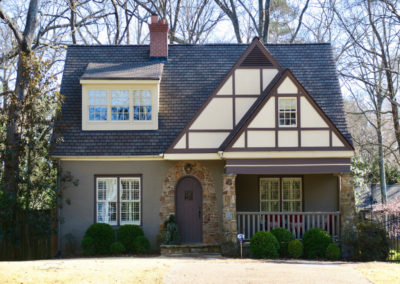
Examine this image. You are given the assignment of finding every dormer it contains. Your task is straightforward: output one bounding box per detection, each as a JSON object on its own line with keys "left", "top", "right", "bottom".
{"left": 80, "top": 62, "right": 163, "bottom": 130}
{"left": 80, "top": 15, "right": 168, "bottom": 131}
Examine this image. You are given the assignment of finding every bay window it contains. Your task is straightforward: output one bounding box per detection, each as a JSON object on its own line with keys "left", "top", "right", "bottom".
{"left": 96, "top": 176, "right": 141, "bottom": 226}
{"left": 88, "top": 90, "right": 107, "bottom": 121}
{"left": 133, "top": 90, "right": 152, "bottom": 121}
{"left": 260, "top": 177, "right": 302, "bottom": 212}
{"left": 111, "top": 90, "right": 130, "bottom": 120}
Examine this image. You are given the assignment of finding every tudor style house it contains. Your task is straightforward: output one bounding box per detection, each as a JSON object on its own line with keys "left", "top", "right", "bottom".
{"left": 54, "top": 16, "right": 356, "bottom": 253}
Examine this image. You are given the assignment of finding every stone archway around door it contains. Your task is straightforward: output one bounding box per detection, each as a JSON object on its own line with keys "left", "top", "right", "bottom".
{"left": 160, "top": 161, "right": 220, "bottom": 244}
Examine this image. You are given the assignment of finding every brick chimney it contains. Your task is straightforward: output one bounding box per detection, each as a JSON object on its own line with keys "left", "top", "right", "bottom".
{"left": 149, "top": 15, "right": 169, "bottom": 58}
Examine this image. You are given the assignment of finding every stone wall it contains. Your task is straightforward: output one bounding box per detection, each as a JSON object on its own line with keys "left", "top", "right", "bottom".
{"left": 339, "top": 173, "right": 357, "bottom": 257}
{"left": 160, "top": 161, "right": 220, "bottom": 244}
{"left": 222, "top": 174, "right": 237, "bottom": 243}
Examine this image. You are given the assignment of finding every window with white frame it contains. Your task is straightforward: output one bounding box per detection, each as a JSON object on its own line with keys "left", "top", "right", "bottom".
{"left": 260, "top": 178, "right": 280, "bottom": 212}
{"left": 282, "top": 178, "right": 302, "bottom": 212}
{"left": 96, "top": 176, "right": 141, "bottom": 226}
{"left": 120, "top": 178, "right": 141, "bottom": 225}
{"left": 260, "top": 177, "right": 302, "bottom": 212}
{"left": 133, "top": 90, "right": 152, "bottom": 121}
{"left": 111, "top": 90, "right": 130, "bottom": 120}
{"left": 278, "top": 97, "right": 297, "bottom": 126}
{"left": 89, "top": 90, "right": 107, "bottom": 121}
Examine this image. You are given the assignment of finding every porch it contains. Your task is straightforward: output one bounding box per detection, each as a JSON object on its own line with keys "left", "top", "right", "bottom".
{"left": 222, "top": 173, "right": 355, "bottom": 244}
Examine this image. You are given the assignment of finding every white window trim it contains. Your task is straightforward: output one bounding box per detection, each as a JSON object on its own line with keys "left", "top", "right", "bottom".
{"left": 259, "top": 177, "right": 303, "bottom": 213}
{"left": 281, "top": 177, "right": 302, "bottom": 212}
{"left": 95, "top": 176, "right": 142, "bottom": 226}
{"left": 81, "top": 82, "right": 159, "bottom": 130}
{"left": 278, "top": 97, "right": 297, "bottom": 128}
{"left": 259, "top": 177, "right": 280, "bottom": 212}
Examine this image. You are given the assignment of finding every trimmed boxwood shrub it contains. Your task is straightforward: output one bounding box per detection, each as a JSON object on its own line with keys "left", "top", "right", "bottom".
{"left": 110, "top": 242, "right": 126, "bottom": 255}
{"left": 288, "top": 240, "right": 303, "bottom": 259}
{"left": 356, "top": 221, "right": 390, "bottom": 261}
{"left": 271, "top": 228, "right": 295, "bottom": 257}
{"left": 250, "top": 231, "right": 279, "bottom": 259}
{"left": 81, "top": 236, "right": 96, "bottom": 256}
{"left": 326, "top": 243, "right": 340, "bottom": 260}
{"left": 302, "top": 228, "right": 332, "bottom": 259}
{"left": 117, "top": 225, "right": 144, "bottom": 253}
{"left": 134, "top": 236, "right": 151, "bottom": 254}
{"left": 81, "top": 223, "right": 115, "bottom": 255}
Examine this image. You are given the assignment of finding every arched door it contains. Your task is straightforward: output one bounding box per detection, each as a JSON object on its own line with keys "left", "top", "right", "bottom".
{"left": 175, "top": 176, "right": 202, "bottom": 243}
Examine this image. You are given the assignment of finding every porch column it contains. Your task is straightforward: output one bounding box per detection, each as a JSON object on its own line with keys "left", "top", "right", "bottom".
{"left": 222, "top": 174, "right": 237, "bottom": 243}
{"left": 339, "top": 173, "right": 357, "bottom": 257}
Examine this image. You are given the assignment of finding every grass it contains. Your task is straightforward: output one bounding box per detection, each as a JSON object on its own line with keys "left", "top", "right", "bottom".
{"left": 356, "top": 262, "right": 400, "bottom": 284}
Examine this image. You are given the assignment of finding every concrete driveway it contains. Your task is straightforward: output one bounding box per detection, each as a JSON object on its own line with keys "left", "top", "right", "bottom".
{"left": 0, "top": 256, "right": 395, "bottom": 284}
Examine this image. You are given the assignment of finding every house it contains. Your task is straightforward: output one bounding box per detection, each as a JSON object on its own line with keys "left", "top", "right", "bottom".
{"left": 53, "top": 16, "right": 356, "bottom": 253}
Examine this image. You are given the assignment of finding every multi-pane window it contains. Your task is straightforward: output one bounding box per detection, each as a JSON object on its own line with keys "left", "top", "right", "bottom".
{"left": 96, "top": 176, "right": 141, "bottom": 226}
{"left": 278, "top": 98, "right": 297, "bottom": 126}
{"left": 89, "top": 90, "right": 107, "bottom": 120}
{"left": 282, "top": 178, "right": 302, "bottom": 212}
{"left": 120, "top": 178, "right": 141, "bottom": 225}
{"left": 260, "top": 177, "right": 302, "bottom": 212}
{"left": 111, "top": 90, "right": 129, "bottom": 120}
{"left": 96, "top": 178, "right": 117, "bottom": 225}
{"left": 260, "top": 178, "right": 280, "bottom": 212}
{"left": 133, "top": 90, "right": 152, "bottom": 121}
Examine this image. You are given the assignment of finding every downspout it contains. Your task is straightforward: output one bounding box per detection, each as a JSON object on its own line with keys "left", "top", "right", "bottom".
{"left": 57, "top": 159, "right": 62, "bottom": 258}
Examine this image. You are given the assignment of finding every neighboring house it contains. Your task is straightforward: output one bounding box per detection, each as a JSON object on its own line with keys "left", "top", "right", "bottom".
{"left": 53, "top": 16, "right": 356, "bottom": 253}
{"left": 356, "top": 184, "right": 400, "bottom": 211}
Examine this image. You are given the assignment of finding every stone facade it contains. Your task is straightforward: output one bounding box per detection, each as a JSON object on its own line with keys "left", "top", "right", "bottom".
{"left": 222, "top": 174, "right": 237, "bottom": 243}
{"left": 160, "top": 161, "right": 219, "bottom": 244}
{"left": 339, "top": 173, "right": 357, "bottom": 257}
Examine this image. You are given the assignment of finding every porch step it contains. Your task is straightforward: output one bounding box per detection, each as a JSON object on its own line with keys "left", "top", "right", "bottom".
{"left": 160, "top": 244, "right": 221, "bottom": 256}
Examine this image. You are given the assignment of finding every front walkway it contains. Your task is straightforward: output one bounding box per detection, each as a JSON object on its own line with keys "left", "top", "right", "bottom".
{"left": 0, "top": 256, "right": 397, "bottom": 284}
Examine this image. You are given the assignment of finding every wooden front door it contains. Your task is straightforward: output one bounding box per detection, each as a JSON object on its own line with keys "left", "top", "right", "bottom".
{"left": 175, "top": 176, "right": 202, "bottom": 243}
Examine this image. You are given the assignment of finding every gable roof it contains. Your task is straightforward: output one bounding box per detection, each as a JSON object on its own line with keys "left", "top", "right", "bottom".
{"left": 53, "top": 42, "right": 352, "bottom": 156}
{"left": 220, "top": 69, "right": 354, "bottom": 151}
{"left": 81, "top": 62, "right": 164, "bottom": 80}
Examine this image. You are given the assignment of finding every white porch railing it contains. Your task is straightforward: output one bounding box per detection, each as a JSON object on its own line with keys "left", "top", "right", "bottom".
{"left": 237, "top": 211, "right": 340, "bottom": 241}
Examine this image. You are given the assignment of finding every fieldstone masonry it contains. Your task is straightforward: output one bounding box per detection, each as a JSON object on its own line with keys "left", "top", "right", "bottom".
{"left": 339, "top": 173, "right": 357, "bottom": 257}
{"left": 222, "top": 174, "right": 238, "bottom": 243}
{"left": 160, "top": 161, "right": 219, "bottom": 244}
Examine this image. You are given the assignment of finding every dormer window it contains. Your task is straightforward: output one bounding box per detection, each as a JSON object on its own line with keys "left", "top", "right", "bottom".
{"left": 111, "top": 90, "right": 130, "bottom": 121}
{"left": 278, "top": 97, "right": 297, "bottom": 127}
{"left": 88, "top": 90, "right": 107, "bottom": 121}
{"left": 133, "top": 90, "right": 152, "bottom": 121}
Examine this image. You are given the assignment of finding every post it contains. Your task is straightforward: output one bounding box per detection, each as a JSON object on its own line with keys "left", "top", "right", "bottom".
{"left": 222, "top": 174, "right": 237, "bottom": 244}
{"left": 339, "top": 173, "right": 357, "bottom": 258}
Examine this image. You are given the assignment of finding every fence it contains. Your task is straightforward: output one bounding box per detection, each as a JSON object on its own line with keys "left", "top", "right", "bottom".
{"left": 0, "top": 209, "right": 58, "bottom": 260}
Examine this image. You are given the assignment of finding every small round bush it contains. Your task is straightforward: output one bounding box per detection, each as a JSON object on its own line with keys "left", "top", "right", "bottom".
{"left": 288, "top": 240, "right": 303, "bottom": 259}
{"left": 134, "top": 236, "right": 151, "bottom": 254}
{"left": 117, "top": 225, "right": 144, "bottom": 253}
{"left": 356, "top": 221, "right": 390, "bottom": 261}
{"left": 250, "top": 231, "right": 280, "bottom": 259}
{"left": 82, "top": 223, "right": 115, "bottom": 255}
{"left": 302, "top": 228, "right": 332, "bottom": 259}
{"left": 110, "top": 242, "right": 126, "bottom": 255}
{"left": 81, "top": 236, "right": 96, "bottom": 256}
{"left": 271, "top": 228, "right": 295, "bottom": 257}
{"left": 326, "top": 243, "right": 340, "bottom": 260}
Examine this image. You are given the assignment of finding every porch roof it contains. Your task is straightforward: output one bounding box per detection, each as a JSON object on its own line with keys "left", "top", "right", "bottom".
{"left": 225, "top": 158, "right": 351, "bottom": 174}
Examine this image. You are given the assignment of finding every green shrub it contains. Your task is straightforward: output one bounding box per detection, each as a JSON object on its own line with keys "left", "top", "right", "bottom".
{"left": 250, "top": 231, "right": 279, "bottom": 259}
{"left": 302, "top": 228, "right": 332, "bottom": 259}
{"left": 288, "top": 240, "right": 303, "bottom": 259}
{"left": 82, "top": 223, "right": 115, "bottom": 255}
{"left": 134, "top": 236, "right": 151, "bottom": 254}
{"left": 81, "top": 236, "right": 96, "bottom": 256}
{"left": 326, "top": 243, "right": 340, "bottom": 260}
{"left": 117, "top": 225, "right": 144, "bottom": 253}
{"left": 110, "top": 242, "right": 126, "bottom": 255}
{"left": 271, "top": 228, "right": 295, "bottom": 257}
{"left": 163, "top": 215, "right": 180, "bottom": 245}
{"left": 356, "top": 221, "right": 390, "bottom": 261}
{"left": 221, "top": 241, "right": 239, "bottom": 257}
